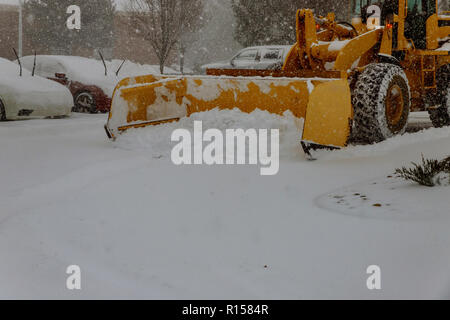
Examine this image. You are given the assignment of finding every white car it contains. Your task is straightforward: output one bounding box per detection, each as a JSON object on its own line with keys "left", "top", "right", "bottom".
{"left": 201, "top": 46, "right": 292, "bottom": 73}
{"left": 0, "top": 57, "right": 73, "bottom": 121}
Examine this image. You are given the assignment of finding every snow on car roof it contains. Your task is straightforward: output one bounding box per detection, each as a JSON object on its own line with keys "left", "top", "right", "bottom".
{"left": 37, "top": 55, "right": 108, "bottom": 73}
{"left": 0, "top": 57, "right": 31, "bottom": 75}
{"left": 0, "top": 57, "right": 70, "bottom": 94}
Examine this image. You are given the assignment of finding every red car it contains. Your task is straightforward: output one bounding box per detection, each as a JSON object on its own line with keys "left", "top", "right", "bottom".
{"left": 20, "top": 55, "right": 117, "bottom": 113}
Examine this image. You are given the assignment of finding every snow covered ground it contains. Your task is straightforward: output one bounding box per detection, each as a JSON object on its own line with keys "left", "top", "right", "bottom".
{"left": 1, "top": 111, "right": 450, "bottom": 299}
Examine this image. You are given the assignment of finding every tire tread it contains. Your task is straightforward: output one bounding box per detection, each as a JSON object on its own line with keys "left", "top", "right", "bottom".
{"left": 351, "top": 63, "right": 410, "bottom": 143}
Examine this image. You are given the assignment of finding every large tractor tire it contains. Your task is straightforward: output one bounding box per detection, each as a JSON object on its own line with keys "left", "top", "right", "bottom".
{"left": 351, "top": 63, "right": 411, "bottom": 144}
{"left": 428, "top": 65, "right": 450, "bottom": 128}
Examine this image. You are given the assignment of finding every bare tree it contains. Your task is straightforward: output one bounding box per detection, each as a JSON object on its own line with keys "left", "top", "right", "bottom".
{"left": 127, "top": 0, "right": 204, "bottom": 74}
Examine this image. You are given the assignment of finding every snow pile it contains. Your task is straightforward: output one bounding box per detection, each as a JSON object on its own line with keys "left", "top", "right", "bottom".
{"left": 114, "top": 108, "right": 450, "bottom": 165}
{"left": 115, "top": 108, "right": 304, "bottom": 161}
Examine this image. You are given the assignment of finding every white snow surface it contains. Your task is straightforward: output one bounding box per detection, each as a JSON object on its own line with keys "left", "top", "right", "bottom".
{"left": 1, "top": 110, "right": 450, "bottom": 299}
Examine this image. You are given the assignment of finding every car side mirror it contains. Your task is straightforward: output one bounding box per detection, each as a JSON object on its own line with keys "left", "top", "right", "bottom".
{"left": 55, "top": 73, "right": 67, "bottom": 79}
{"left": 230, "top": 59, "right": 236, "bottom": 67}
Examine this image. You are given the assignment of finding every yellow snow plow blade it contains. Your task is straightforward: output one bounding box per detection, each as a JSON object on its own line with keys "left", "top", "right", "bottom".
{"left": 105, "top": 74, "right": 353, "bottom": 154}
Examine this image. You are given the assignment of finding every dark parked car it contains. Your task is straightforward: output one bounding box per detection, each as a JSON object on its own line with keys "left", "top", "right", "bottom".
{"left": 20, "top": 55, "right": 118, "bottom": 113}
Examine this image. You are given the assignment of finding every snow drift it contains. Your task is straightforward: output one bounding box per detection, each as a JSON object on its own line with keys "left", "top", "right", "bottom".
{"left": 114, "top": 108, "right": 305, "bottom": 161}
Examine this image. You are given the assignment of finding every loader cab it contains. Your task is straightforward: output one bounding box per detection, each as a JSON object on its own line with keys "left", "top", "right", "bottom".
{"left": 352, "top": 0, "right": 386, "bottom": 21}
{"left": 351, "top": 0, "right": 439, "bottom": 49}
{"left": 351, "top": 0, "right": 397, "bottom": 29}
{"left": 404, "top": 0, "right": 437, "bottom": 49}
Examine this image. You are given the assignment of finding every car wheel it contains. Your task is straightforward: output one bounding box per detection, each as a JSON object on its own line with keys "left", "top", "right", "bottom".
{"left": 73, "top": 91, "right": 97, "bottom": 114}
{"left": 0, "top": 99, "right": 6, "bottom": 121}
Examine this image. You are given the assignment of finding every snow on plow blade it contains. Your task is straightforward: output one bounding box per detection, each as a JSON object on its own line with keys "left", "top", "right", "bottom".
{"left": 105, "top": 74, "right": 353, "bottom": 153}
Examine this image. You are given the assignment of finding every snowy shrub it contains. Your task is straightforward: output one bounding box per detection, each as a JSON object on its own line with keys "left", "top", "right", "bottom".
{"left": 395, "top": 156, "right": 450, "bottom": 187}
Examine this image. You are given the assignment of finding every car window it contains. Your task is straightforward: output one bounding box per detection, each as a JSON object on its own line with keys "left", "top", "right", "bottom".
{"left": 234, "top": 49, "right": 258, "bottom": 61}
{"left": 261, "top": 49, "right": 281, "bottom": 60}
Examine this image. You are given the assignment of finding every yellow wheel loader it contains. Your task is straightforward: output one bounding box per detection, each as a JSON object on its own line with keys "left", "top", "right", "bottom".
{"left": 105, "top": 0, "right": 450, "bottom": 157}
